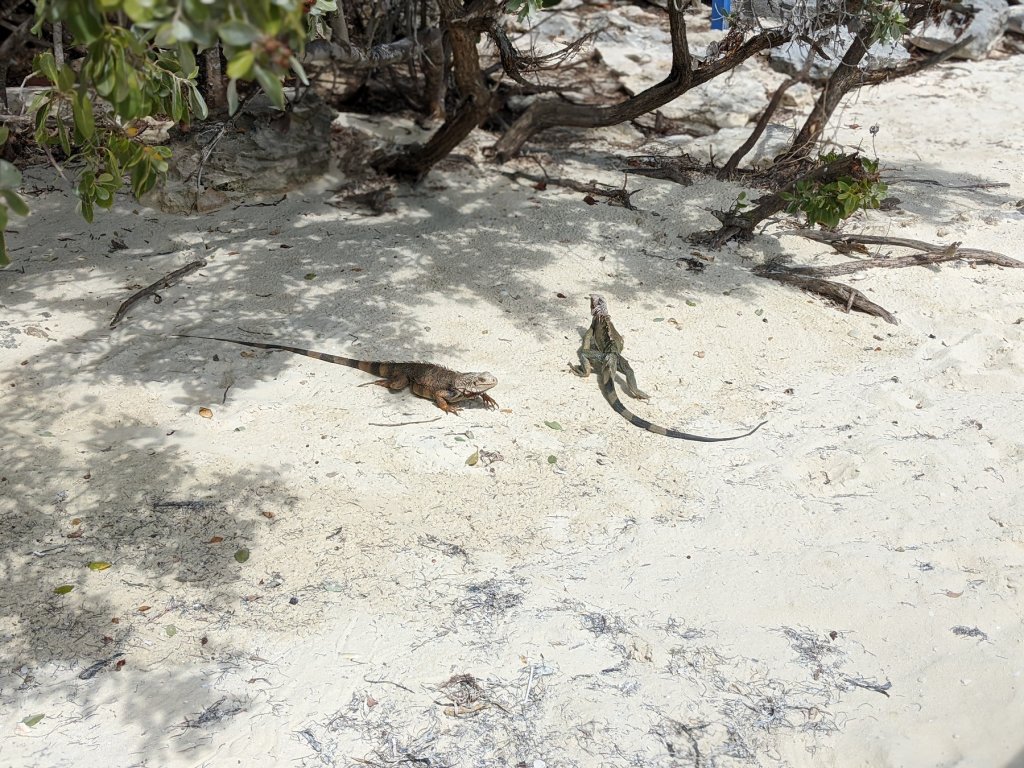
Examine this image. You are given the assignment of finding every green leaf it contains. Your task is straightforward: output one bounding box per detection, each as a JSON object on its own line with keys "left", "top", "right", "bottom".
{"left": 87, "top": 561, "right": 111, "bottom": 571}
{"left": 252, "top": 64, "right": 284, "bottom": 109}
{"left": 121, "top": 85, "right": 144, "bottom": 120}
{"left": 0, "top": 159, "right": 22, "bottom": 189}
{"left": 150, "top": 154, "right": 169, "bottom": 174}
{"left": 123, "top": 0, "right": 156, "bottom": 22}
{"left": 466, "top": 450, "right": 479, "bottom": 466}
{"left": 94, "top": 68, "right": 117, "bottom": 97}
{"left": 35, "top": 52, "right": 58, "bottom": 84}
{"left": 226, "top": 49, "right": 255, "bottom": 80}
{"left": 130, "top": 162, "right": 151, "bottom": 198}
{"left": 234, "top": 548, "right": 250, "bottom": 563}
{"left": 22, "top": 714, "right": 45, "bottom": 727}
{"left": 226, "top": 79, "right": 239, "bottom": 116}
{"left": 188, "top": 87, "right": 208, "bottom": 121}
{"left": 164, "top": 625, "right": 177, "bottom": 637}
{"left": 547, "top": 455, "right": 557, "bottom": 464}
{"left": 56, "top": 64, "right": 75, "bottom": 92}
{"left": 544, "top": 420, "right": 562, "bottom": 430}
{"left": 304, "top": 272, "right": 316, "bottom": 280}
{"left": 33, "top": 99, "right": 50, "bottom": 138}
{"left": 218, "top": 20, "right": 261, "bottom": 47}
{"left": 56, "top": 120, "right": 71, "bottom": 155}
{"left": 54, "top": 585, "right": 74, "bottom": 595}
{"left": 170, "top": 82, "right": 183, "bottom": 121}
{"left": 156, "top": 19, "right": 193, "bottom": 46}
{"left": 177, "top": 42, "right": 197, "bottom": 77}
{"left": 289, "top": 56, "right": 309, "bottom": 86}
{"left": 73, "top": 90, "right": 95, "bottom": 140}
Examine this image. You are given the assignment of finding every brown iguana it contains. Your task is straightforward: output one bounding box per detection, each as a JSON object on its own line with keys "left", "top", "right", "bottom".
{"left": 177, "top": 334, "right": 498, "bottom": 414}
{"left": 571, "top": 295, "right": 765, "bottom": 442}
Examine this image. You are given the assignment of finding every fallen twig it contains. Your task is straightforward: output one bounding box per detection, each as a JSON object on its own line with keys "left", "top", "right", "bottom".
{"left": 780, "top": 231, "right": 1022, "bottom": 268}
{"left": 364, "top": 676, "right": 417, "bottom": 694}
{"left": 888, "top": 177, "right": 1010, "bottom": 191}
{"left": 367, "top": 417, "right": 443, "bottom": 427}
{"left": 109, "top": 259, "right": 207, "bottom": 328}
{"left": 844, "top": 676, "right": 892, "bottom": 697}
{"left": 502, "top": 170, "right": 641, "bottom": 210}
{"left": 757, "top": 233, "right": 1020, "bottom": 324}
{"left": 754, "top": 266, "right": 899, "bottom": 324}
{"left": 78, "top": 653, "right": 125, "bottom": 680}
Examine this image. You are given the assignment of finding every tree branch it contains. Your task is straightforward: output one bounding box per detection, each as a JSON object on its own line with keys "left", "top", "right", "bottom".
{"left": 491, "top": 3, "right": 789, "bottom": 160}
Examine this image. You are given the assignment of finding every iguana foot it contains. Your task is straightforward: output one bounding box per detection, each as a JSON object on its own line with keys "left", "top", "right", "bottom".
{"left": 433, "top": 394, "right": 461, "bottom": 414}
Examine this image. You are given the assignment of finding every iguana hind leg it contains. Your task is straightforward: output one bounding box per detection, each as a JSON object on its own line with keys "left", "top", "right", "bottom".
{"left": 362, "top": 376, "right": 410, "bottom": 391}
{"left": 616, "top": 357, "right": 649, "bottom": 400}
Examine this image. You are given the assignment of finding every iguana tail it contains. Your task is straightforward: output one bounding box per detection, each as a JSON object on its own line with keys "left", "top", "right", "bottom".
{"left": 175, "top": 334, "right": 392, "bottom": 377}
{"left": 599, "top": 357, "right": 765, "bottom": 443}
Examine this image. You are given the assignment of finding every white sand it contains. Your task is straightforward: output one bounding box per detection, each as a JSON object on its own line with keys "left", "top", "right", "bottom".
{"left": 2, "top": 47, "right": 1023, "bottom": 768}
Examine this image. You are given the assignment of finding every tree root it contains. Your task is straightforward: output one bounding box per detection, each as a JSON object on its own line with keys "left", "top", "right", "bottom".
{"left": 755, "top": 235, "right": 1021, "bottom": 324}
{"left": 754, "top": 267, "right": 899, "bottom": 324}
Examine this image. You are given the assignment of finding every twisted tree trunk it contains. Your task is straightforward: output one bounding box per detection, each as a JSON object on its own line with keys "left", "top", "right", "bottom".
{"left": 379, "top": 0, "right": 500, "bottom": 179}
{"left": 491, "top": 1, "right": 789, "bottom": 161}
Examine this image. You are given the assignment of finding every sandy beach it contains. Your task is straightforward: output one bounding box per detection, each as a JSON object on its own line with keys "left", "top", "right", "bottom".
{"left": 2, "top": 24, "right": 1023, "bottom": 768}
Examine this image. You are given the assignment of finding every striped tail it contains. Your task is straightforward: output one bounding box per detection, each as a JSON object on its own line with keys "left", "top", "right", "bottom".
{"left": 176, "top": 334, "right": 381, "bottom": 375}
{"left": 599, "top": 358, "right": 765, "bottom": 443}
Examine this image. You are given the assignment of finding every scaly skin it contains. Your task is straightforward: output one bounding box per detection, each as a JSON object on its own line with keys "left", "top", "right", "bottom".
{"left": 571, "top": 294, "right": 649, "bottom": 399}
{"left": 177, "top": 334, "right": 498, "bottom": 414}
{"left": 571, "top": 295, "right": 766, "bottom": 442}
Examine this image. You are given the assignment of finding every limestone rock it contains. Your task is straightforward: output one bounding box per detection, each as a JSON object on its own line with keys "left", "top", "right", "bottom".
{"left": 144, "top": 93, "right": 334, "bottom": 214}
{"left": 680, "top": 123, "right": 795, "bottom": 169}
{"left": 768, "top": 35, "right": 910, "bottom": 81}
{"left": 909, "top": 0, "right": 1010, "bottom": 60}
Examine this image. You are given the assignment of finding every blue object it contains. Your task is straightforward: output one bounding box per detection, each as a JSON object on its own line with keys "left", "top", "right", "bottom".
{"left": 711, "top": 0, "right": 730, "bottom": 30}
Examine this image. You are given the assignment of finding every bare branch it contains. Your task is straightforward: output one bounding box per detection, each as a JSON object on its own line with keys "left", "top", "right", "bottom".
{"left": 304, "top": 28, "right": 444, "bottom": 70}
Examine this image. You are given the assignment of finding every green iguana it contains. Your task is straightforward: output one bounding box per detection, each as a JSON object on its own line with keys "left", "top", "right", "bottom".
{"left": 177, "top": 334, "right": 498, "bottom": 414}
{"left": 571, "top": 295, "right": 765, "bottom": 442}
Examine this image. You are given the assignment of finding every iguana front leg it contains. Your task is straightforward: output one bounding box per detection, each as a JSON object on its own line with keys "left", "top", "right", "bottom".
{"left": 431, "top": 390, "right": 463, "bottom": 414}
{"left": 423, "top": 387, "right": 498, "bottom": 415}
{"left": 571, "top": 326, "right": 597, "bottom": 377}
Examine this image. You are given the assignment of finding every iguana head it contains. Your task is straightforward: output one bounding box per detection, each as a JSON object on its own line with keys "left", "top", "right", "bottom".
{"left": 455, "top": 372, "right": 498, "bottom": 395}
{"left": 589, "top": 294, "right": 608, "bottom": 316}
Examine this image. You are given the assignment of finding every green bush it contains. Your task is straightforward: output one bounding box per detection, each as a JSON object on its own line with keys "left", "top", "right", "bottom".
{"left": 781, "top": 156, "right": 888, "bottom": 230}
{"left": 0, "top": 127, "right": 30, "bottom": 267}
{"left": 0, "top": 0, "right": 322, "bottom": 264}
